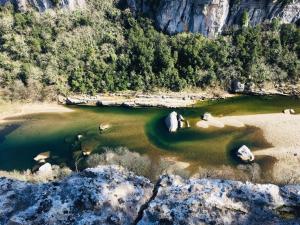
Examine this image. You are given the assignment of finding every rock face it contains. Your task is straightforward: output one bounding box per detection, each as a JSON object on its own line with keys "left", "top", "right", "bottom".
{"left": 0, "top": 166, "right": 153, "bottom": 225}
{"left": 138, "top": 175, "right": 300, "bottom": 225}
{"left": 0, "top": 0, "right": 85, "bottom": 12}
{"left": 0, "top": 165, "right": 300, "bottom": 224}
{"left": 127, "top": 0, "right": 300, "bottom": 37}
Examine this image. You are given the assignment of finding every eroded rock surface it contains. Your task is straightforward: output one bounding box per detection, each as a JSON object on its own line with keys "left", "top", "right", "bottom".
{"left": 128, "top": 0, "right": 300, "bottom": 37}
{"left": 138, "top": 175, "right": 300, "bottom": 225}
{"left": 0, "top": 165, "right": 153, "bottom": 225}
{"left": 1, "top": 166, "right": 300, "bottom": 225}
{"left": 0, "top": 0, "right": 85, "bottom": 12}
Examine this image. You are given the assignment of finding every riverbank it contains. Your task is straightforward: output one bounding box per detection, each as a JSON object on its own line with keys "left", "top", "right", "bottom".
{"left": 60, "top": 89, "right": 235, "bottom": 108}
{"left": 60, "top": 82, "right": 300, "bottom": 108}
{"left": 0, "top": 103, "right": 73, "bottom": 124}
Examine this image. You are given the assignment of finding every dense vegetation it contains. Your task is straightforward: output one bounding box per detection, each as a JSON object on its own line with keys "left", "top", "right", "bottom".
{"left": 0, "top": 0, "right": 299, "bottom": 101}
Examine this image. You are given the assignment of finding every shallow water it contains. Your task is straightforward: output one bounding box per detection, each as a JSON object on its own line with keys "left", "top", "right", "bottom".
{"left": 0, "top": 95, "right": 299, "bottom": 181}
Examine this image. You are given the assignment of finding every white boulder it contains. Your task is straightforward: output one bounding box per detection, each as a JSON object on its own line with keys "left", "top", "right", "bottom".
{"left": 237, "top": 145, "right": 255, "bottom": 162}
{"left": 34, "top": 151, "right": 50, "bottom": 162}
{"left": 38, "top": 163, "right": 52, "bottom": 175}
{"left": 99, "top": 123, "right": 111, "bottom": 132}
{"left": 283, "top": 109, "right": 295, "bottom": 114}
{"left": 165, "top": 111, "right": 178, "bottom": 132}
{"left": 202, "top": 112, "right": 212, "bottom": 121}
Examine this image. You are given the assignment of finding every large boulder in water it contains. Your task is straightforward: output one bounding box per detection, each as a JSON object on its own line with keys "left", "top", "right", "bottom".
{"left": 165, "top": 111, "right": 178, "bottom": 132}
{"left": 237, "top": 145, "right": 255, "bottom": 162}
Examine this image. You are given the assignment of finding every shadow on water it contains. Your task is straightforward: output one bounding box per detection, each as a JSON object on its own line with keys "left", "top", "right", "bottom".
{"left": 146, "top": 114, "right": 273, "bottom": 167}
{"left": 227, "top": 126, "right": 273, "bottom": 165}
{"left": 0, "top": 124, "right": 21, "bottom": 143}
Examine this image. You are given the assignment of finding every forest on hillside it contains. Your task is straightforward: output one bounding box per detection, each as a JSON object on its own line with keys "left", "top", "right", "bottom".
{"left": 0, "top": 0, "right": 299, "bottom": 101}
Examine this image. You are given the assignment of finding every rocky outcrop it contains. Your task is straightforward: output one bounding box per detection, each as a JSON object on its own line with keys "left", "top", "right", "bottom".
{"left": 138, "top": 175, "right": 300, "bottom": 225}
{"left": 60, "top": 91, "right": 231, "bottom": 108}
{"left": 127, "top": 0, "right": 300, "bottom": 37}
{"left": 227, "top": 0, "right": 300, "bottom": 27}
{"left": 0, "top": 166, "right": 153, "bottom": 225}
{"left": 1, "top": 165, "right": 300, "bottom": 224}
{"left": 0, "top": 0, "right": 85, "bottom": 12}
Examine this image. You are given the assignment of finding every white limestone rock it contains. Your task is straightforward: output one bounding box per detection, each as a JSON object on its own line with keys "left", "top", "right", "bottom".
{"left": 237, "top": 145, "right": 255, "bottom": 162}
{"left": 127, "top": 0, "right": 300, "bottom": 37}
{"left": 202, "top": 112, "right": 212, "bottom": 121}
{"left": 137, "top": 175, "right": 300, "bottom": 225}
{"left": 0, "top": 166, "right": 300, "bottom": 224}
{"left": 0, "top": 165, "right": 153, "bottom": 225}
{"left": 165, "top": 111, "right": 178, "bottom": 132}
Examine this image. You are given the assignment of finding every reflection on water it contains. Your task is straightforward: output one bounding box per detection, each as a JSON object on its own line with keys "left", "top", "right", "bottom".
{"left": 0, "top": 124, "right": 21, "bottom": 143}
{"left": 0, "top": 95, "right": 300, "bottom": 183}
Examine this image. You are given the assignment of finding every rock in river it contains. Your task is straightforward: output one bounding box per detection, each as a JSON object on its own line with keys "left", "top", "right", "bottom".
{"left": 165, "top": 111, "right": 178, "bottom": 132}
{"left": 202, "top": 112, "right": 212, "bottom": 121}
{"left": 237, "top": 145, "right": 255, "bottom": 162}
{"left": 99, "top": 123, "right": 111, "bottom": 132}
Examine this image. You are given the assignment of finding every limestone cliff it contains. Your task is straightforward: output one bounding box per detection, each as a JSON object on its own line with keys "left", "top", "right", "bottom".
{"left": 1, "top": 165, "right": 300, "bottom": 224}
{"left": 127, "top": 0, "right": 300, "bottom": 37}
{"left": 0, "top": 0, "right": 85, "bottom": 11}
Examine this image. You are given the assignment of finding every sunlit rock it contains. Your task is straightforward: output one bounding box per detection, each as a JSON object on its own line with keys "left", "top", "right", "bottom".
{"left": 165, "top": 111, "right": 178, "bottom": 132}
{"left": 99, "top": 123, "right": 111, "bottom": 132}
{"left": 202, "top": 112, "right": 212, "bottom": 121}
{"left": 37, "top": 162, "right": 52, "bottom": 175}
{"left": 34, "top": 151, "right": 50, "bottom": 162}
{"left": 0, "top": 166, "right": 153, "bottom": 225}
{"left": 237, "top": 145, "right": 254, "bottom": 162}
{"left": 283, "top": 109, "right": 296, "bottom": 114}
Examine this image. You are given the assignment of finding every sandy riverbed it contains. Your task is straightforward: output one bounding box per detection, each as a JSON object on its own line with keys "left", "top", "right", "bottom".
{"left": 196, "top": 113, "right": 300, "bottom": 183}
{"left": 0, "top": 103, "right": 73, "bottom": 124}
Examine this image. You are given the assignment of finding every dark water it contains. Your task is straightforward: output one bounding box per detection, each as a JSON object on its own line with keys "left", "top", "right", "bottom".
{"left": 0, "top": 95, "right": 299, "bottom": 177}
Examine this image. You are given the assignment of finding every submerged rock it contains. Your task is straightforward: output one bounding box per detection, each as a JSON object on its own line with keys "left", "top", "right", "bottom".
{"left": 165, "top": 111, "right": 178, "bottom": 132}
{"left": 237, "top": 145, "right": 255, "bottom": 162}
{"left": 77, "top": 134, "right": 83, "bottom": 140}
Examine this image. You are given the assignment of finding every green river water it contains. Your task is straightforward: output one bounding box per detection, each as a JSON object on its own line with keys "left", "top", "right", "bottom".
{"left": 0, "top": 95, "right": 299, "bottom": 180}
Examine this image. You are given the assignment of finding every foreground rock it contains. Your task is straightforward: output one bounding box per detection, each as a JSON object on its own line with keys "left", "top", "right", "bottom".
{"left": 237, "top": 145, "right": 255, "bottom": 162}
{"left": 0, "top": 166, "right": 153, "bottom": 225}
{"left": 138, "top": 175, "right": 300, "bottom": 225}
{"left": 0, "top": 166, "right": 300, "bottom": 224}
